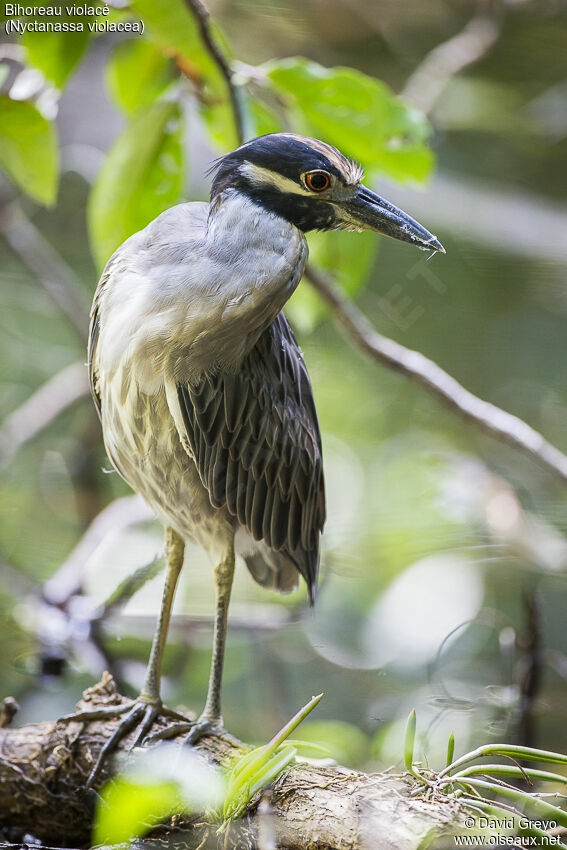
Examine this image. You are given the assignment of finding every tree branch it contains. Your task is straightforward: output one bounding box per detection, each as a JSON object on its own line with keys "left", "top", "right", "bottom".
{"left": 178, "top": 0, "right": 567, "bottom": 489}
{"left": 401, "top": 9, "right": 501, "bottom": 113}
{"left": 305, "top": 265, "right": 567, "bottom": 486}
{"left": 43, "top": 494, "right": 155, "bottom": 606}
{"left": 0, "top": 202, "right": 90, "bottom": 340}
{"left": 0, "top": 361, "right": 89, "bottom": 468}
{"left": 0, "top": 675, "right": 464, "bottom": 849}
{"left": 183, "top": 0, "right": 246, "bottom": 145}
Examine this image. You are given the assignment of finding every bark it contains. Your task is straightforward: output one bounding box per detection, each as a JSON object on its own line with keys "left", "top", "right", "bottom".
{"left": 0, "top": 675, "right": 463, "bottom": 849}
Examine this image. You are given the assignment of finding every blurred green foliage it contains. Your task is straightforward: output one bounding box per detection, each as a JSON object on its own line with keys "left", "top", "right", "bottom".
{"left": 265, "top": 58, "right": 433, "bottom": 182}
{"left": 88, "top": 100, "right": 184, "bottom": 268}
{"left": 106, "top": 38, "right": 174, "bottom": 115}
{"left": 2, "top": 0, "right": 567, "bottom": 842}
{"left": 95, "top": 775, "right": 181, "bottom": 845}
{"left": 0, "top": 0, "right": 433, "bottom": 282}
{"left": 94, "top": 743, "right": 226, "bottom": 843}
{"left": 0, "top": 96, "right": 58, "bottom": 204}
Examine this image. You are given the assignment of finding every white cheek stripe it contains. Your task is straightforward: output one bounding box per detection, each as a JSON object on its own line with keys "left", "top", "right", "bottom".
{"left": 239, "top": 162, "right": 316, "bottom": 197}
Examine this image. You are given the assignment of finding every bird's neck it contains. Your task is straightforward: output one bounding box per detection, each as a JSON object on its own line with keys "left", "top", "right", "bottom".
{"left": 192, "top": 190, "right": 307, "bottom": 368}
{"left": 95, "top": 192, "right": 308, "bottom": 390}
{"left": 198, "top": 189, "right": 308, "bottom": 364}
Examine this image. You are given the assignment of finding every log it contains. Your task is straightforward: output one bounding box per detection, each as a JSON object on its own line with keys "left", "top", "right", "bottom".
{"left": 0, "top": 675, "right": 463, "bottom": 849}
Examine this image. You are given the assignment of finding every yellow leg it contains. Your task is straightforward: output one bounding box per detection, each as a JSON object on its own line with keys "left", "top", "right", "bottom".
{"left": 141, "top": 527, "right": 185, "bottom": 701}
{"left": 201, "top": 546, "right": 236, "bottom": 724}
{"left": 59, "top": 526, "right": 188, "bottom": 787}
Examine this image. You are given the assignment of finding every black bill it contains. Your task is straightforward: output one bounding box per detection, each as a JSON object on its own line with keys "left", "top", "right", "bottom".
{"left": 341, "top": 186, "right": 445, "bottom": 253}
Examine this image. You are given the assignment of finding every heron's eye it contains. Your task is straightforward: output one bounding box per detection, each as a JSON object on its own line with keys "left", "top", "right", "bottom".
{"left": 304, "top": 171, "right": 331, "bottom": 192}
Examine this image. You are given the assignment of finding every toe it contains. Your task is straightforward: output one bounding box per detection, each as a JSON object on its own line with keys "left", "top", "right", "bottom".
{"left": 183, "top": 719, "right": 224, "bottom": 747}
{"left": 144, "top": 721, "right": 194, "bottom": 745}
{"left": 86, "top": 704, "right": 145, "bottom": 788}
{"left": 133, "top": 704, "right": 160, "bottom": 748}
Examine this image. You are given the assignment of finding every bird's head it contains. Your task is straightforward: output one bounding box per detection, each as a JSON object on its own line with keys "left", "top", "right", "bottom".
{"left": 210, "top": 133, "right": 444, "bottom": 253}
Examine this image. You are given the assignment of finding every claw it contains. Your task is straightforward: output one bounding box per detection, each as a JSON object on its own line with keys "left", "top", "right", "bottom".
{"left": 183, "top": 718, "right": 220, "bottom": 746}
{"left": 145, "top": 721, "right": 194, "bottom": 745}
{"left": 133, "top": 704, "right": 161, "bottom": 749}
{"left": 182, "top": 717, "right": 241, "bottom": 748}
{"left": 57, "top": 696, "right": 190, "bottom": 789}
{"left": 86, "top": 704, "right": 145, "bottom": 788}
{"left": 145, "top": 718, "right": 228, "bottom": 747}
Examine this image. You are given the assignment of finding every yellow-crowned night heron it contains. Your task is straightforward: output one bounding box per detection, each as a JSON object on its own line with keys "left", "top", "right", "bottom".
{"left": 69, "top": 133, "right": 443, "bottom": 783}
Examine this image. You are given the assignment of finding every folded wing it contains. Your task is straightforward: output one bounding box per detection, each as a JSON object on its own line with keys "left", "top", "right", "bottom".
{"left": 176, "top": 312, "right": 325, "bottom": 601}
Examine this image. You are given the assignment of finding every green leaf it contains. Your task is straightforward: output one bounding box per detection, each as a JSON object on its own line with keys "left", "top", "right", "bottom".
{"left": 404, "top": 709, "right": 417, "bottom": 772}
{"left": 454, "top": 764, "right": 567, "bottom": 786}
{"left": 22, "top": 25, "right": 89, "bottom": 89}
{"left": 265, "top": 57, "right": 434, "bottom": 183}
{"left": 106, "top": 38, "right": 176, "bottom": 114}
{"left": 222, "top": 694, "right": 323, "bottom": 822}
{"left": 462, "top": 777, "right": 567, "bottom": 829}
{"left": 88, "top": 100, "right": 184, "bottom": 270}
{"left": 223, "top": 745, "right": 298, "bottom": 821}
{"left": 245, "top": 95, "right": 283, "bottom": 137}
{"left": 446, "top": 732, "right": 455, "bottom": 768}
{"left": 131, "top": 0, "right": 238, "bottom": 148}
{"left": 442, "top": 743, "right": 567, "bottom": 778}
{"left": 131, "top": 0, "right": 215, "bottom": 76}
{"left": 0, "top": 95, "right": 58, "bottom": 205}
{"left": 94, "top": 776, "right": 180, "bottom": 845}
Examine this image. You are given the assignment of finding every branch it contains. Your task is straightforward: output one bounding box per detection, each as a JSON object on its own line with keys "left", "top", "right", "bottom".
{"left": 0, "top": 202, "right": 90, "bottom": 340}
{"left": 401, "top": 11, "right": 501, "bottom": 113}
{"left": 180, "top": 0, "right": 567, "bottom": 488}
{"left": 0, "top": 675, "right": 464, "bottom": 849}
{"left": 305, "top": 265, "right": 567, "bottom": 486}
{"left": 0, "top": 361, "right": 89, "bottom": 467}
{"left": 43, "top": 494, "right": 155, "bottom": 606}
{"left": 183, "top": 0, "right": 246, "bottom": 145}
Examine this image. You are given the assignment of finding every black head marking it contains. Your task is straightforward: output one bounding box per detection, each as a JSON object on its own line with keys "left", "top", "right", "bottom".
{"left": 209, "top": 133, "right": 363, "bottom": 232}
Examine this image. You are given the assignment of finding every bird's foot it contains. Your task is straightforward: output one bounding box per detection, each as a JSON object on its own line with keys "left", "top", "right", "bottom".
{"left": 59, "top": 696, "right": 189, "bottom": 788}
{"left": 145, "top": 715, "right": 240, "bottom": 748}
{"left": 184, "top": 716, "right": 225, "bottom": 746}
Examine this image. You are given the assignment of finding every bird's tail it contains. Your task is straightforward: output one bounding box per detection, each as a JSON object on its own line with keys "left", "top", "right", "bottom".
{"left": 243, "top": 548, "right": 299, "bottom": 594}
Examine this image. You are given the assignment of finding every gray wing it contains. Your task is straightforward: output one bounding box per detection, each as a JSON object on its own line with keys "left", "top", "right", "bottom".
{"left": 177, "top": 312, "right": 325, "bottom": 601}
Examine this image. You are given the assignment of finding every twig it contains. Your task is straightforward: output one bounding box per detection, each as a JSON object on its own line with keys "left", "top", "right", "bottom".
{"left": 42, "top": 494, "right": 155, "bottom": 606}
{"left": 0, "top": 698, "right": 19, "bottom": 729}
{"left": 101, "top": 555, "right": 164, "bottom": 616}
{"left": 305, "top": 265, "right": 567, "bottom": 486}
{"left": 182, "top": 0, "right": 245, "bottom": 145}
{"left": 515, "top": 589, "right": 542, "bottom": 749}
{"left": 401, "top": 12, "right": 501, "bottom": 114}
{"left": 0, "top": 202, "right": 90, "bottom": 339}
{"left": 0, "top": 361, "right": 89, "bottom": 467}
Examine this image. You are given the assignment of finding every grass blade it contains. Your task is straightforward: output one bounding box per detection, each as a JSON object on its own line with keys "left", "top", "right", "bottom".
{"left": 451, "top": 764, "right": 567, "bottom": 787}
{"left": 446, "top": 732, "right": 455, "bottom": 768}
{"left": 404, "top": 709, "right": 417, "bottom": 772}
{"left": 441, "top": 744, "right": 567, "bottom": 778}
{"left": 460, "top": 777, "right": 567, "bottom": 828}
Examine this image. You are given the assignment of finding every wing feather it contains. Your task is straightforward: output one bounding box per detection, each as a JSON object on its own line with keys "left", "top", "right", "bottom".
{"left": 176, "top": 312, "right": 325, "bottom": 598}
